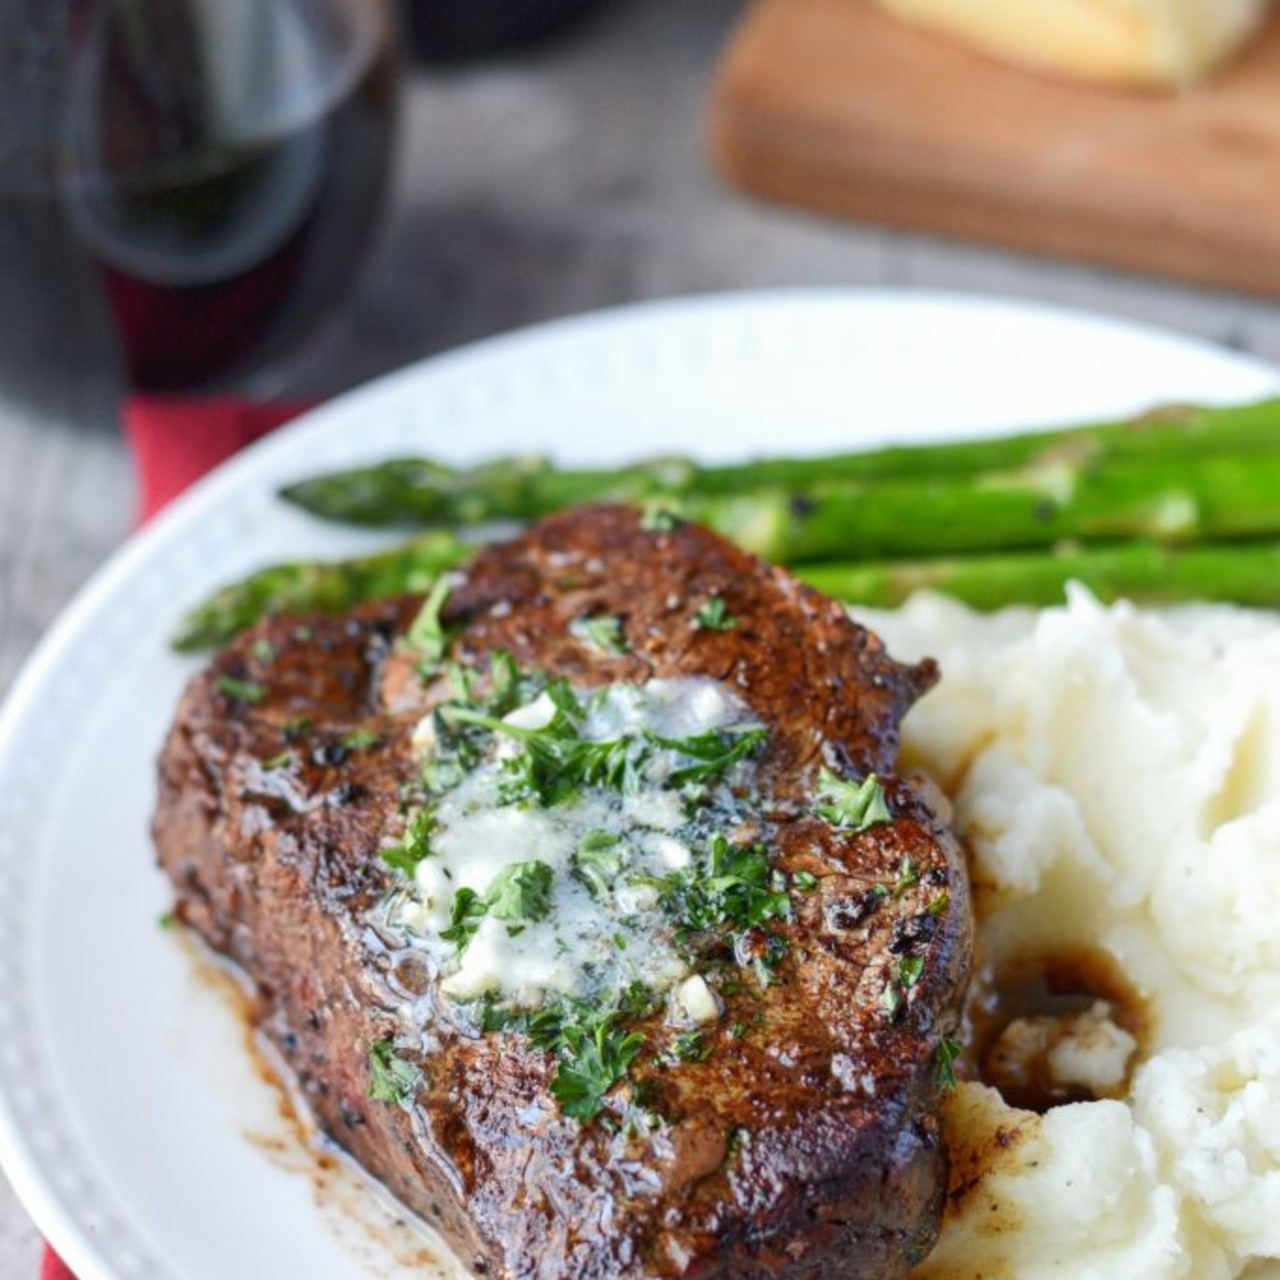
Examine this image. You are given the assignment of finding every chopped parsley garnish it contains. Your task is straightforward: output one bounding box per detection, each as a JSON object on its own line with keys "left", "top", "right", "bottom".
{"left": 881, "top": 979, "right": 903, "bottom": 1019}
{"left": 936, "top": 1037, "right": 962, "bottom": 1091}
{"left": 574, "top": 831, "right": 627, "bottom": 898}
{"left": 486, "top": 649, "right": 538, "bottom": 715}
{"left": 380, "top": 808, "right": 436, "bottom": 876}
{"left": 891, "top": 854, "right": 920, "bottom": 899}
{"left": 507, "top": 724, "right": 632, "bottom": 806}
{"left": 640, "top": 503, "right": 680, "bottom": 532}
{"left": 440, "top": 860, "right": 556, "bottom": 954}
{"left": 449, "top": 683, "right": 767, "bottom": 809}
{"left": 525, "top": 998, "right": 646, "bottom": 1122}
{"left": 646, "top": 725, "right": 768, "bottom": 787}
{"left": 897, "top": 954, "right": 925, "bottom": 990}
{"left": 216, "top": 675, "right": 266, "bottom": 703}
{"left": 814, "top": 768, "right": 891, "bottom": 833}
{"left": 666, "top": 1029, "right": 712, "bottom": 1064}
{"left": 281, "top": 715, "right": 312, "bottom": 740}
{"left": 262, "top": 750, "right": 293, "bottom": 771}
{"left": 419, "top": 653, "right": 542, "bottom": 795}
{"left": 440, "top": 888, "right": 487, "bottom": 953}
{"left": 927, "top": 890, "right": 951, "bottom": 916}
{"left": 406, "top": 573, "right": 455, "bottom": 675}
{"left": 882, "top": 952, "right": 926, "bottom": 1021}
{"left": 485, "top": 860, "right": 555, "bottom": 927}
{"left": 342, "top": 728, "right": 381, "bottom": 751}
{"left": 571, "top": 613, "right": 629, "bottom": 656}
{"left": 657, "top": 833, "right": 791, "bottom": 938}
{"left": 449, "top": 681, "right": 629, "bottom": 806}
{"left": 367, "top": 1039, "right": 420, "bottom": 1105}
{"left": 792, "top": 870, "right": 818, "bottom": 892}
{"left": 251, "top": 638, "right": 275, "bottom": 663}
{"left": 383, "top": 655, "right": 796, "bottom": 1125}
{"left": 693, "top": 596, "right": 736, "bottom": 632}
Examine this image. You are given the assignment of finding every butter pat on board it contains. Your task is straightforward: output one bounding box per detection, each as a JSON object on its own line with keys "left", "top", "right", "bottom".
{"left": 873, "top": 0, "right": 1272, "bottom": 87}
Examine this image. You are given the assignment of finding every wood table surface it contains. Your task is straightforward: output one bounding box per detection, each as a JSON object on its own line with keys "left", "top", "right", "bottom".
{"left": 3, "top": 0, "right": 1280, "bottom": 1270}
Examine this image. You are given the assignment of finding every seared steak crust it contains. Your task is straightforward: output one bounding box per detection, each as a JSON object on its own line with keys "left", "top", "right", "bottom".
{"left": 155, "top": 505, "right": 972, "bottom": 1279}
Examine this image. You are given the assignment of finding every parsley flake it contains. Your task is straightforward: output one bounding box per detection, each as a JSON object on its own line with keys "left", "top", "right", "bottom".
{"left": 525, "top": 999, "right": 645, "bottom": 1123}
{"left": 881, "top": 979, "right": 903, "bottom": 1019}
{"left": 440, "top": 860, "right": 556, "bottom": 954}
{"left": 646, "top": 724, "right": 768, "bottom": 787}
{"left": 406, "top": 573, "right": 455, "bottom": 675}
{"left": 440, "top": 887, "right": 487, "bottom": 953}
{"left": 657, "top": 833, "right": 790, "bottom": 939}
{"left": 342, "top": 728, "right": 381, "bottom": 751}
{"left": 693, "top": 596, "right": 736, "bottom": 632}
{"left": 814, "top": 768, "right": 891, "bottom": 833}
{"left": 892, "top": 855, "right": 920, "bottom": 898}
{"left": 217, "top": 675, "right": 266, "bottom": 703}
{"left": 281, "top": 715, "right": 312, "bottom": 741}
{"left": 380, "top": 808, "right": 436, "bottom": 877}
{"left": 936, "top": 1037, "right": 962, "bottom": 1091}
{"left": 898, "top": 954, "right": 925, "bottom": 989}
{"left": 367, "top": 1039, "right": 420, "bottom": 1105}
{"left": 486, "top": 860, "right": 555, "bottom": 928}
{"left": 449, "top": 682, "right": 634, "bottom": 807}
{"left": 574, "top": 831, "right": 627, "bottom": 899}
{"left": 640, "top": 503, "right": 680, "bottom": 532}
{"left": 570, "top": 613, "right": 629, "bottom": 656}
{"left": 666, "top": 1029, "right": 713, "bottom": 1064}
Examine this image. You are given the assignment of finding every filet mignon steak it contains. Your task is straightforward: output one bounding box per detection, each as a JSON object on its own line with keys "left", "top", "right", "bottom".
{"left": 155, "top": 504, "right": 972, "bottom": 1279}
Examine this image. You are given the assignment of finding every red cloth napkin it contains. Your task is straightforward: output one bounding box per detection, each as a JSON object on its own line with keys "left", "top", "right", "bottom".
{"left": 42, "top": 395, "right": 308, "bottom": 1280}
{"left": 122, "top": 396, "right": 310, "bottom": 524}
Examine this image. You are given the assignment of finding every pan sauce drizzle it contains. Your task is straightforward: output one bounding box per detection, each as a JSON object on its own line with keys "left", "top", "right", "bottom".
{"left": 963, "top": 945, "right": 1150, "bottom": 1113}
{"left": 166, "top": 926, "right": 468, "bottom": 1277}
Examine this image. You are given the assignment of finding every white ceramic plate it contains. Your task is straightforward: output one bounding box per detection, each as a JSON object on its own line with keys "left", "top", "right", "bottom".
{"left": 2, "top": 290, "right": 1278, "bottom": 1280}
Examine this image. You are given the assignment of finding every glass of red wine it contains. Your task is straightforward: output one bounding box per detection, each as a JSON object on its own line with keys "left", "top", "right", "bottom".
{"left": 0, "top": 0, "right": 398, "bottom": 406}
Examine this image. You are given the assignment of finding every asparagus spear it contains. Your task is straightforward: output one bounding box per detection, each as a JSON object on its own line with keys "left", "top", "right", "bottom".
{"left": 677, "top": 451, "right": 1280, "bottom": 562}
{"left": 171, "top": 531, "right": 473, "bottom": 652}
{"left": 796, "top": 542, "right": 1280, "bottom": 611}
{"left": 279, "top": 399, "right": 1280, "bottom": 528}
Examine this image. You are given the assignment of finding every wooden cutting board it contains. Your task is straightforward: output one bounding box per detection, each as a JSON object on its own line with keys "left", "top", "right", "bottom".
{"left": 710, "top": 0, "right": 1280, "bottom": 297}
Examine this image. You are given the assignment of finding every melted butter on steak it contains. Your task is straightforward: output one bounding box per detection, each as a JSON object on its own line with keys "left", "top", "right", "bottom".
{"left": 379, "top": 675, "right": 767, "bottom": 1010}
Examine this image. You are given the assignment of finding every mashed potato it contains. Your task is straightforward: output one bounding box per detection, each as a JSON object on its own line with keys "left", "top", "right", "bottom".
{"left": 864, "top": 588, "right": 1280, "bottom": 1279}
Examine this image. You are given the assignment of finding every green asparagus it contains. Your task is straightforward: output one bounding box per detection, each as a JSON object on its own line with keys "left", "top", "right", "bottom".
{"left": 675, "top": 451, "right": 1280, "bottom": 562}
{"left": 278, "top": 399, "right": 1280, "bottom": 528}
{"left": 795, "top": 542, "right": 1280, "bottom": 611}
{"left": 171, "top": 531, "right": 473, "bottom": 652}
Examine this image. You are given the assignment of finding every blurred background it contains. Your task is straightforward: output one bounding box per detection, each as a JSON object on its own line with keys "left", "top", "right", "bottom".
{"left": 5, "top": 0, "right": 1280, "bottom": 1266}
{"left": 7, "top": 0, "right": 1280, "bottom": 659}
{"left": 7, "top": 0, "right": 1280, "bottom": 668}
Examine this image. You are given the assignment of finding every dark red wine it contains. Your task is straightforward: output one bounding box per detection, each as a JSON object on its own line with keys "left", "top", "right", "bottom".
{"left": 0, "top": 1, "right": 397, "bottom": 400}
{"left": 401, "top": 0, "right": 611, "bottom": 61}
